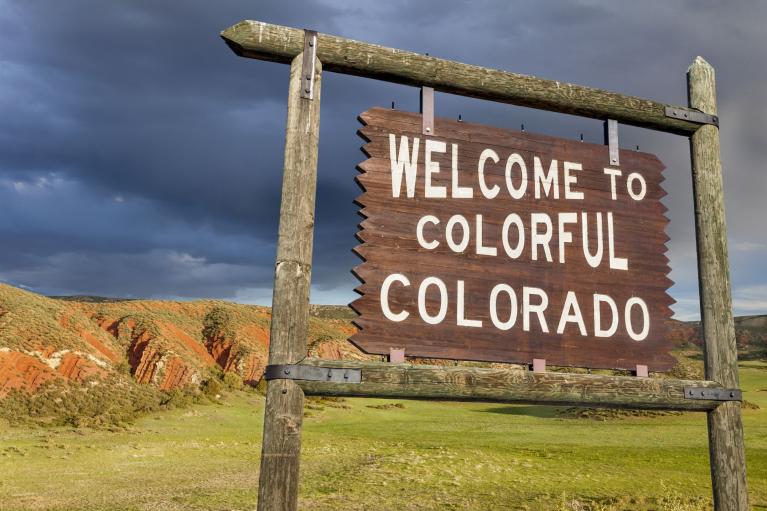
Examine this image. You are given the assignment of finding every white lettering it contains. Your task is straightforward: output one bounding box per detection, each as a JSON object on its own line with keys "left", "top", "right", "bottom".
{"left": 416, "top": 215, "right": 440, "bottom": 250}
{"left": 523, "top": 287, "right": 549, "bottom": 333}
{"left": 564, "top": 161, "right": 584, "bottom": 200}
{"left": 557, "top": 291, "right": 587, "bottom": 335}
{"left": 457, "top": 280, "right": 482, "bottom": 327}
{"left": 531, "top": 213, "right": 553, "bottom": 262}
{"left": 418, "top": 276, "right": 448, "bottom": 325}
{"left": 475, "top": 214, "right": 497, "bottom": 256}
{"left": 502, "top": 213, "right": 525, "bottom": 259}
{"left": 625, "top": 297, "right": 650, "bottom": 341}
{"left": 582, "top": 212, "right": 604, "bottom": 268}
{"left": 603, "top": 168, "right": 622, "bottom": 200}
{"left": 451, "top": 144, "right": 473, "bottom": 198}
{"left": 489, "top": 284, "right": 517, "bottom": 330}
{"left": 558, "top": 212, "right": 577, "bottom": 263}
{"left": 478, "top": 148, "right": 500, "bottom": 199}
{"left": 534, "top": 157, "right": 559, "bottom": 199}
{"left": 594, "top": 294, "right": 619, "bottom": 337}
{"left": 607, "top": 212, "right": 628, "bottom": 270}
{"left": 389, "top": 134, "right": 419, "bottom": 198}
{"left": 505, "top": 153, "right": 528, "bottom": 199}
{"left": 381, "top": 273, "right": 410, "bottom": 322}
{"left": 627, "top": 172, "right": 647, "bottom": 201}
{"left": 446, "top": 215, "right": 470, "bottom": 253}
{"left": 424, "top": 139, "right": 447, "bottom": 198}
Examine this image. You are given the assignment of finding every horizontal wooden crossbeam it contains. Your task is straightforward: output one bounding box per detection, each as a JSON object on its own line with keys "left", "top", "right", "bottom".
{"left": 221, "top": 20, "right": 705, "bottom": 135}
{"left": 294, "top": 358, "right": 729, "bottom": 411}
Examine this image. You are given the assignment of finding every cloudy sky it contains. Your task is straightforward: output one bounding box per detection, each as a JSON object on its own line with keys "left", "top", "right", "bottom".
{"left": 0, "top": 1, "right": 765, "bottom": 320}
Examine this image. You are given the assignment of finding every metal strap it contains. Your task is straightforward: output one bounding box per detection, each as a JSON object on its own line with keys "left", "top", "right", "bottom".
{"left": 264, "top": 364, "right": 361, "bottom": 383}
{"left": 665, "top": 106, "right": 719, "bottom": 127}
{"left": 604, "top": 119, "right": 619, "bottom": 166}
{"left": 300, "top": 30, "right": 318, "bottom": 99}
{"left": 684, "top": 387, "right": 742, "bottom": 401}
{"left": 420, "top": 86, "right": 434, "bottom": 135}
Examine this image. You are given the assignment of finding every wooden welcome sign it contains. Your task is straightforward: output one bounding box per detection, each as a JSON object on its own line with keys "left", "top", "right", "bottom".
{"left": 223, "top": 20, "right": 748, "bottom": 511}
{"left": 352, "top": 108, "right": 674, "bottom": 370}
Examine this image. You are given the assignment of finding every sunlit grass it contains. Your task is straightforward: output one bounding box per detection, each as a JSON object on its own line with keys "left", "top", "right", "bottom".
{"left": 1, "top": 360, "right": 765, "bottom": 510}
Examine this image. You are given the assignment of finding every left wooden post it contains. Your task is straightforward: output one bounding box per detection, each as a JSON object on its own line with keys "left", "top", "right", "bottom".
{"left": 258, "top": 51, "right": 322, "bottom": 511}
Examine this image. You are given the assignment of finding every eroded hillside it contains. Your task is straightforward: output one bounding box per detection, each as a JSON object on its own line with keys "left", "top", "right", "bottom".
{"left": 1, "top": 283, "right": 765, "bottom": 427}
{"left": 0, "top": 284, "right": 367, "bottom": 399}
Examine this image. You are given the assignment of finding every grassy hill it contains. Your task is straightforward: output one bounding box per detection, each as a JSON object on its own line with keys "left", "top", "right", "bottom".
{"left": 1, "top": 282, "right": 765, "bottom": 427}
{"left": 0, "top": 284, "right": 365, "bottom": 426}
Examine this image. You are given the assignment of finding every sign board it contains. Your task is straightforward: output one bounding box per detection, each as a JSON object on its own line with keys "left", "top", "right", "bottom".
{"left": 351, "top": 108, "right": 675, "bottom": 370}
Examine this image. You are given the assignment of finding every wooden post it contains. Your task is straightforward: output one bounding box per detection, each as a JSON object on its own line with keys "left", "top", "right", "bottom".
{"left": 688, "top": 56, "right": 749, "bottom": 510}
{"left": 257, "top": 52, "right": 322, "bottom": 511}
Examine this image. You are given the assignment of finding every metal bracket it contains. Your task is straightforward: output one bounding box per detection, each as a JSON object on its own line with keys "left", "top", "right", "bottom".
{"left": 300, "top": 30, "right": 318, "bottom": 99}
{"left": 389, "top": 347, "right": 405, "bottom": 364}
{"left": 684, "top": 387, "right": 742, "bottom": 401}
{"left": 420, "top": 86, "right": 434, "bottom": 135}
{"left": 665, "top": 106, "right": 719, "bottom": 127}
{"left": 264, "top": 364, "right": 361, "bottom": 383}
{"left": 603, "top": 119, "right": 619, "bottom": 166}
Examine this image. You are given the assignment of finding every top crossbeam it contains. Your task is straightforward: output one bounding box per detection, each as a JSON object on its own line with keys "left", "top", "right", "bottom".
{"left": 222, "top": 20, "right": 710, "bottom": 135}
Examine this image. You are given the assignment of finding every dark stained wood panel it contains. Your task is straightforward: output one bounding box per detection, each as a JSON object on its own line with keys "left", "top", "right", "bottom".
{"left": 351, "top": 108, "right": 675, "bottom": 370}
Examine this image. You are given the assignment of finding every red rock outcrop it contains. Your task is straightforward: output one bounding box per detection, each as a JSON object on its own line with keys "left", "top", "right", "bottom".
{"left": 158, "top": 356, "right": 198, "bottom": 390}
{"left": 205, "top": 334, "right": 266, "bottom": 384}
{"left": 0, "top": 349, "right": 107, "bottom": 397}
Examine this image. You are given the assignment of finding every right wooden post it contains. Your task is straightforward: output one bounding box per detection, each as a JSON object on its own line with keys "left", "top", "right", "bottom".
{"left": 688, "top": 56, "right": 749, "bottom": 510}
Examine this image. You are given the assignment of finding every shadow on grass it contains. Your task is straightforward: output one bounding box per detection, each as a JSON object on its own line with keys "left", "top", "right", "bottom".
{"left": 477, "top": 405, "right": 560, "bottom": 418}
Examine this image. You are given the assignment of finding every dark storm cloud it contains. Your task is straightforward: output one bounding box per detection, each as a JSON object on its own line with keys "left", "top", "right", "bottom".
{"left": 0, "top": 1, "right": 765, "bottom": 316}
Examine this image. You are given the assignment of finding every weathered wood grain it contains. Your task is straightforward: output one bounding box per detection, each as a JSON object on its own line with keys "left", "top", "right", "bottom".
{"left": 352, "top": 108, "right": 674, "bottom": 371}
{"left": 257, "top": 53, "right": 322, "bottom": 511}
{"left": 294, "top": 358, "right": 726, "bottom": 411}
{"left": 688, "top": 56, "right": 749, "bottom": 510}
{"left": 221, "top": 20, "right": 702, "bottom": 135}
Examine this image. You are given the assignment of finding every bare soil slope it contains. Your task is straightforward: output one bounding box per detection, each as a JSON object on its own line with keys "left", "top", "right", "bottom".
{"left": 0, "top": 284, "right": 367, "bottom": 400}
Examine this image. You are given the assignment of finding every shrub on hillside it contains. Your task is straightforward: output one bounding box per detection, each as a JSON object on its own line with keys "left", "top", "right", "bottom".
{"left": 0, "top": 377, "right": 208, "bottom": 428}
{"left": 0, "top": 378, "right": 167, "bottom": 428}
{"left": 201, "top": 377, "right": 223, "bottom": 399}
{"left": 223, "top": 371, "right": 244, "bottom": 391}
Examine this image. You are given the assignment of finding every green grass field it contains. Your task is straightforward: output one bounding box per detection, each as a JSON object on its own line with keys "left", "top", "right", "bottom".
{"left": 1, "top": 361, "right": 765, "bottom": 511}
